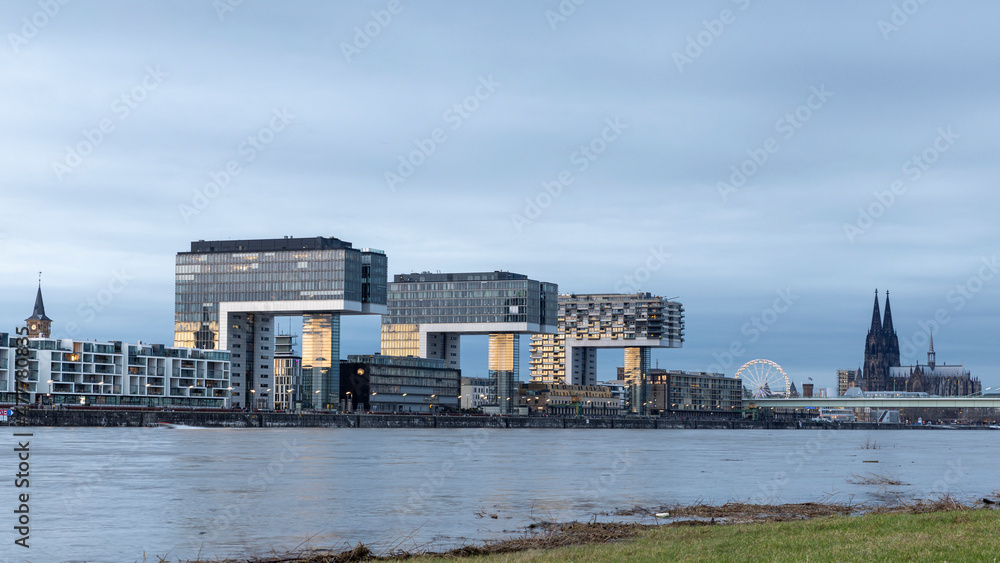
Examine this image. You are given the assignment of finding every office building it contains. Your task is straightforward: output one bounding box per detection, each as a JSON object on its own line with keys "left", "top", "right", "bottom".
{"left": 340, "top": 354, "right": 460, "bottom": 413}
{"left": 647, "top": 370, "right": 742, "bottom": 416}
{"left": 174, "top": 236, "right": 387, "bottom": 410}
{"left": 529, "top": 293, "right": 684, "bottom": 414}
{"left": 381, "top": 271, "right": 557, "bottom": 414}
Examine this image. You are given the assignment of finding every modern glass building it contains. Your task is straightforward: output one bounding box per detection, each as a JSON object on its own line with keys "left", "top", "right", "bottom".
{"left": 174, "top": 236, "right": 387, "bottom": 410}
{"left": 340, "top": 354, "right": 460, "bottom": 413}
{"left": 381, "top": 271, "right": 557, "bottom": 414}
{"left": 528, "top": 293, "right": 685, "bottom": 414}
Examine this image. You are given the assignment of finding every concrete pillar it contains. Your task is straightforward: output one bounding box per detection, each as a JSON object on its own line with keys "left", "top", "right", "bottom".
{"left": 302, "top": 314, "right": 341, "bottom": 410}
{"left": 624, "top": 346, "right": 650, "bottom": 415}
{"left": 489, "top": 333, "right": 519, "bottom": 415}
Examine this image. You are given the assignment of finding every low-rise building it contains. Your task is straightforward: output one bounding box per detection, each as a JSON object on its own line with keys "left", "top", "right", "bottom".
{"left": 340, "top": 354, "right": 460, "bottom": 413}
{"left": 273, "top": 334, "right": 301, "bottom": 410}
{"left": 460, "top": 377, "right": 493, "bottom": 410}
{"left": 521, "top": 382, "right": 619, "bottom": 416}
{"left": 0, "top": 334, "right": 231, "bottom": 408}
{"left": 648, "top": 370, "right": 742, "bottom": 417}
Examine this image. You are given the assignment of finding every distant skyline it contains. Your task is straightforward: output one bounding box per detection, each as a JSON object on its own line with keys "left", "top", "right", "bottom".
{"left": 3, "top": 2, "right": 999, "bottom": 390}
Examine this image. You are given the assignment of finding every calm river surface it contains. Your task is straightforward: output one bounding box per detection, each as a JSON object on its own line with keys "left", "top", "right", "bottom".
{"left": 2, "top": 427, "right": 998, "bottom": 562}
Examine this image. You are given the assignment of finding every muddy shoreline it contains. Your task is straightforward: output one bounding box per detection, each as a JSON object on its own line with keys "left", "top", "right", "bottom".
{"left": 188, "top": 496, "right": 999, "bottom": 563}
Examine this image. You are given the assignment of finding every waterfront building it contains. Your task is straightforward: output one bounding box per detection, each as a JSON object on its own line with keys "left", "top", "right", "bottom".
{"left": 174, "top": 236, "right": 387, "bottom": 410}
{"left": 4, "top": 285, "right": 231, "bottom": 407}
{"left": 0, "top": 333, "right": 231, "bottom": 407}
{"left": 460, "top": 376, "right": 493, "bottom": 410}
{"left": 599, "top": 379, "right": 627, "bottom": 412}
{"left": 647, "top": 369, "right": 742, "bottom": 417}
{"left": 273, "top": 333, "right": 301, "bottom": 410}
{"left": 888, "top": 333, "right": 981, "bottom": 396}
{"left": 521, "top": 382, "right": 619, "bottom": 416}
{"left": 380, "top": 271, "right": 558, "bottom": 414}
{"left": 339, "top": 354, "right": 460, "bottom": 413}
{"left": 528, "top": 293, "right": 684, "bottom": 414}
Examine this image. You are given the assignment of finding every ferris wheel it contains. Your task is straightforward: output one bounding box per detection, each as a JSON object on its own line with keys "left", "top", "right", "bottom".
{"left": 735, "top": 359, "right": 790, "bottom": 399}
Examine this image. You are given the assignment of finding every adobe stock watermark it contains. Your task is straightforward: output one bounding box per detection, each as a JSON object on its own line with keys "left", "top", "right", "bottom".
{"left": 878, "top": 0, "right": 932, "bottom": 41}
{"left": 672, "top": 0, "right": 751, "bottom": 73}
{"left": 63, "top": 269, "right": 135, "bottom": 338}
{"left": 340, "top": 0, "right": 406, "bottom": 63}
{"left": 7, "top": 0, "right": 72, "bottom": 55}
{"left": 63, "top": 428, "right": 148, "bottom": 512}
{"left": 896, "top": 252, "right": 1000, "bottom": 363}
{"left": 751, "top": 428, "right": 834, "bottom": 503}
{"left": 399, "top": 429, "right": 489, "bottom": 521}
{"left": 179, "top": 107, "right": 294, "bottom": 222}
{"left": 213, "top": 0, "right": 246, "bottom": 22}
{"left": 206, "top": 439, "right": 301, "bottom": 542}
{"left": 52, "top": 65, "right": 168, "bottom": 181}
{"left": 706, "top": 288, "right": 799, "bottom": 374}
{"left": 843, "top": 127, "right": 958, "bottom": 243}
{"left": 545, "top": 0, "right": 586, "bottom": 31}
{"left": 384, "top": 74, "right": 499, "bottom": 191}
{"left": 576, "top": 450, "right": 633, "bottom": 500}
{"left": 613, "top": 246, "right": 672, "bottom": 293}
{"left": 717, "top": 85, "right": 833, "bottom": 202}
{"left": 511, "top": 117, "right": 628, "bottom": 233}
{"left": 921, "top": 458, "right": 968, "bottom": 499}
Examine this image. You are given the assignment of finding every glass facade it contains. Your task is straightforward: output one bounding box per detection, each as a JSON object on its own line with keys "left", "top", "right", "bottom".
{"left": 302, "top": 314, "right": 340, "bottom": 410}
{"left": 174, "top": 237, "right": 386, "bottom": 350}
{"left": 384, "top": 272, "right": 558, "bottom": 327}
{"left": 489, "top": 333, "right": 519, "bottom": 415}
{"left": 624, "top": 346, "right": 651, "bottom": 415}
{"left": 341, "top": 355, "right": 460, "bottom": 413}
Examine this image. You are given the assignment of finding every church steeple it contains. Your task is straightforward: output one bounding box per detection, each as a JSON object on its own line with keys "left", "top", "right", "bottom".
{"left": 25, "top": 274, "right": 52, "bottom": 338}
{"left": 882, "top": 290, "right": 895, "bottom": 334}
{"left": 869, "top": 289, "right": 882, "bottom": 332}
{"left": 928, "top": 331, "right": 936, "bottom": 369}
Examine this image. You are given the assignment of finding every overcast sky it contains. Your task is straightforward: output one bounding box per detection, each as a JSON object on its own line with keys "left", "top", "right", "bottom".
{"left": 2, "top": 1, "right": 999, "bottom": 391}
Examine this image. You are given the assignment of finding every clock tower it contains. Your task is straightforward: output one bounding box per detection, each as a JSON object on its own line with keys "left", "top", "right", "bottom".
{"left": 25, "top": 280, "right": 52, "bottom": 338}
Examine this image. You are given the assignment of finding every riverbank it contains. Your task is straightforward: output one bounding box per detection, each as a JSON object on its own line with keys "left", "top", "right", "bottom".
{"left": 189, "top": 499, "right": 1000, "bottom": 562}
{"left": 8, "top": 408, "right": 999, "bottom": 429}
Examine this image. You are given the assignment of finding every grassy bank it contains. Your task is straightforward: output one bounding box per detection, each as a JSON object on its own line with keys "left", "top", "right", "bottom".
{"left": 403, "top": 509, "right": 1000, "bottom": 563}
{"left": 188, "top": 502, "right": 1000, "bottom": 563}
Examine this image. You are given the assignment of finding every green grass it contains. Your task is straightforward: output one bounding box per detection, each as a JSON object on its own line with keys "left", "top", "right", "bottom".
{"left": 406, "top": 510, "right": 1000, "bottom": 563}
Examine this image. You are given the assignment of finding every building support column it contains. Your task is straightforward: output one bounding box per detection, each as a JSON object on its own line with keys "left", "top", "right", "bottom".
{"left": 302, "top": 314, "right": 341, "bottom": 410}
{"left": 489, "top": 333, "right": 519, "bottom": 415}
{"left": 624, "top": 346, "right": 650, "bottom": 415}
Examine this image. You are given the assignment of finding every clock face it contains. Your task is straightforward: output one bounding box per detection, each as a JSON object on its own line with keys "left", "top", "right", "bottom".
{"left": 30, "top": 324, "right": 37, "bottom": 330}
{"left": 357, "top": 368, "right": 365, "bottom": 376}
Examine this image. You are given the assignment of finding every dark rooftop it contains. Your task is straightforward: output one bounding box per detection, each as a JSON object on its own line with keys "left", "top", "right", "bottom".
{"left": 393, "top": 271, "right": 529, "bottom": 283}
{"left": 183, "top": 236, "right": 353, "bottom": 254}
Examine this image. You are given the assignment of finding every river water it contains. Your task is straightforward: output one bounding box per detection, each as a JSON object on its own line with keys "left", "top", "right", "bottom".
{"left": 2, "top": 427, "right": 997, "bottom": 562}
